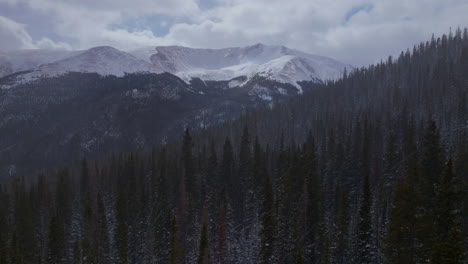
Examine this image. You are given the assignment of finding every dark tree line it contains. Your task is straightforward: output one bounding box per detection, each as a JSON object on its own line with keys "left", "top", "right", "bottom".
{"left": 0, "top": 29, "right": 467, "bottom": 263}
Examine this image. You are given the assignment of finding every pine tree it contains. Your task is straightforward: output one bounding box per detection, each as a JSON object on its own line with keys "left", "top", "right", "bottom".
{"left": 383, "top": 130, "right": 399, "bottom": 184}
{"left": 0, "top": 185, "right": 9, "bottom": 264}
{"left": 80, "top": 159, "right": 97, "bottom": 264}
{"left": 152, "top": 149, "right": 171, "bottom": 263}
{"left": 72, "top": 240, "right": 80, "bottom": 264}
{"left": 0, "top": 231, "right": 6, "bottom": 264}
{"left": 12, "top": 178, "right": 38, "bottom": 263}
{"left": 10, "top": 231, "right": 23, "bottom": 264}
{"left": 207, "top": 140, "right": 218, "bottom": 189}
{"left": 335, "top": 184, "right": 350, "bottom": 263}
{"left": 295, "top": 249, "right": 305, "bottom": 264}
{"left": 50, "top": 169, "right": 72, "bottom": 263}
{"left": 239, "top": 126, "right": 253, "bottom": 223}
{"left": 356, "top": 172, "right": 373, "bottom": 264}
{"left": 115, "top": 167, "right": 129, "bottom": 264}
{"left": 239, "top": 126, "right": 252, "bottom": 180}
{"left": 182, "top": 127, "right": 194, "bottom": 189}
{"left": 453, "top": 135, "right": 468, "bottom": 253}
{"left": 303, "top": 132, "right": 320, "bottom": 261}
{"left": 421, "top": 120, "right": 443, "bottom": 190}
{"left": 221, "top": 136, "right": 236, "bottom": 219}
{"left": 96, "top": 192, "right": 110, "bottom": 264}
{"left": 168, "top": 214, "right": 181, "bottom": 264}
{"left": 259, "top": 164, "right": 274, "bottom": 264}
{"left": 431, "top": 160, "right": 465, "bottom": 263}
{"left": 47, "top": 215, "right": 65, "bottom": 264}
{"left": 197, "top": 222, "right": 209, "bottom": 264}
{"left": 214, "top": 187, "right": 229, "bottom": 264}
{"left": 385, "top": 168, "right": 418, "bottom": 263}
{"left": 56, "top": 169, "right": 72, "bottom": 226}
{"left": 414, "top": 120, "right": 444, "bottom": 261}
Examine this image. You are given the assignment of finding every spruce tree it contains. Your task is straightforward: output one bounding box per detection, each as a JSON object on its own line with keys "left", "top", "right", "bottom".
{"left": 214, "top": 187, "right": 229, "bottom": 264}
{"left": 96, "top": 192, "right": 110, "bottom": 264}
{"left": 356, "top": 172, "right": 373, "bottom": 264}
{"left": 182, "top": 127, "right": 194, "bottom": 188}
{"left": 431, "top": 160, "right": 465, "bottom": 263}
{"left": 421, "top": 120, "right": 444, "bottom": 190}
{"left": 385, "top": 168, "right": 418, "bottom": 263}
{"left": 295, "top": 249, "right": 305, "bottom": 264}
{"left": 197, "top": 222, "right": 209, "bottom": 264}
{"left": 12, "top": 178, "right": 38, "bottom": 263}
{"left": 152, "top": 150, "right": 170, "bottom": 263}
{"left": 0, "top": 185, "right": 9, "bottom": 264}
{"left": 303, "top": 132, "right": 320, "bottom": 261}
{"left": 0, "top": 231, "right": 6, "bottom": 264}
{"left": 168, "top": 214, "right": 181, "bottom": 264}
{"left": 207, "top": 140, "right": 218, "bottom": 189}
{"left": 80, "top": 159, "right": 97, "bottom": 264}
{"left": 260, "top": 169, "right": 274, "bottom": 264}
{"left": 415, "top": 120, "right": 444, "bottom": 261}
{"left": 10, "top": 231, "right": 23, "bottom": 264}
{"left": 115, "top": 168, "right": 129, "bottom": 264}
{"left": 239, "top": 126, "right": 253, "bottom": 222}
{"left": 47, "top": 215, "right": 65, "bottom": 264}
{"left": 221, "top": 136, "right": 236, "bottom": 218}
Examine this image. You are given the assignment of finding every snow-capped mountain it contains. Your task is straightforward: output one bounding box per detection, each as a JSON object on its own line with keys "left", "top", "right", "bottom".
{"left": 0, "top": 44, "right": 349, "bottom": 177}
{"left": 37, "top": 46, "right": 159, "bottom": 76}
{"left": 0, "top": 49, "right": 81, "bottom": 77}
{"left": 2, "top": 47, "right": 159, "bottom": 87}
{"left": 1, "top": 44, "right": 350, "bottom": 91}
{"left": 131, "top": 43, "right": 350, "bottom": 89}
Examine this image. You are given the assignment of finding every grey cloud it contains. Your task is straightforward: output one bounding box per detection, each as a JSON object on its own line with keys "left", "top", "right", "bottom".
{"left": 0, "top": 15, "right": 35, "bottom": 49}
{"left": 35, "top": 37, "right": 72, "bottom": 50}
{"left": 163, "top": 0, "right": 468, "bottom": 65}
{"left": 0, "top": 0, "right": 197, "bottom": 50}
{"left": 1, "top": 0, "right": 467, "bottom": 65}
{"left": 0, "top": 15, "right": 71, "bottom": 50}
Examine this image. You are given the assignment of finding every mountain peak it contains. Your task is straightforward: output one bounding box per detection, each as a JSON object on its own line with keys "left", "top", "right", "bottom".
{"left": 1, "top": 44, "right": 350, "bottom": 89}
{"left": 86, "top": 46, "right": 121, "bottom": 54}
{"left": 34, "top": 46, "right": 156, "bottom": 77}
{"left": 248, "top": 43, "right": 266, "bottom": 48}
{"left": 131, "top": 43, "right": 349, "bottom": 86}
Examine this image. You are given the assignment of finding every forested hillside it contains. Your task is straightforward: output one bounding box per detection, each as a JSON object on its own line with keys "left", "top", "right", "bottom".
{"left": 0, "top": 29, "right": 467, "bottom": 263}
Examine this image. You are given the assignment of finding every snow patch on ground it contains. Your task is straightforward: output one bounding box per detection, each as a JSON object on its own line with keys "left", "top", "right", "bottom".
{"left": 228, "top": 79, "right": 243, "bottom": 88}
{"left": 248, "top": 84, "right": 273, "bottom": 101}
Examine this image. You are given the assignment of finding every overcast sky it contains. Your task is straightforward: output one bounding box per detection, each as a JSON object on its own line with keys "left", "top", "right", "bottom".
{"left": 0, "top": 0, "right": 467, "bottom": 66}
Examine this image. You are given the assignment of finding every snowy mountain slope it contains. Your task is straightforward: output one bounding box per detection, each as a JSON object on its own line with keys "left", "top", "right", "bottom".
{"left": 36, "top": 46, "right": 160, "bottom": 76}
{"left": 0, "top": 49, "right": 81, "bottom": 78}
{"left": 1, "top": 44, "right": 350, "bottom": 91}
{"left": 130, "top": 43, "right": 350, "bottom": 88}
{"left": 1, "top": 47, "right": 159, "bottom": 88}
{"left": 0, "top": 72, "right": 288, "bottom": 177}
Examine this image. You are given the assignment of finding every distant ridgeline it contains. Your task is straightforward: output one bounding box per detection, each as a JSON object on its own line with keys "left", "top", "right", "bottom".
{"left": 0, "top": 70, "right": 324, "bottom": 179}
{"left": 0, "top": 29, "right": 467, "bottom": 263}
{"left": 0, "top": 43, "right": 348, "bottom": 179}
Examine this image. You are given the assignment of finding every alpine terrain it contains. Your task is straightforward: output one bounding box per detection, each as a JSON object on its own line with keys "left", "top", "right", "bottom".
{"left": 0, "top": 43, "right": 348, "bottom": 177}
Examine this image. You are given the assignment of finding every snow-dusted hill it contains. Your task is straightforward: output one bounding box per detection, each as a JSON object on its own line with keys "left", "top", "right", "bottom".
{"left": 131, "top": 43, "right": 350, "bottom": 88}
{"left": 0, "top": 49, "right": 81, "bottom": 78}
{"left": 36, "top": 46, "right": 159, "bottom": 76}
{"left": 1, "top": 47, "right": 159, "bottom": 88}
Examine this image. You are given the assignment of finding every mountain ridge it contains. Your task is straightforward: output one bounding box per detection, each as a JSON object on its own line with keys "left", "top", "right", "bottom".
{"left": 0, "top": 43, "right": 350, "bottom": 90}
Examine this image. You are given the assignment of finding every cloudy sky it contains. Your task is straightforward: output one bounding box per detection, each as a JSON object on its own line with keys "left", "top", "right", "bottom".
{"left": 0, "top": 0, "right": 467, "bottom": 66}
